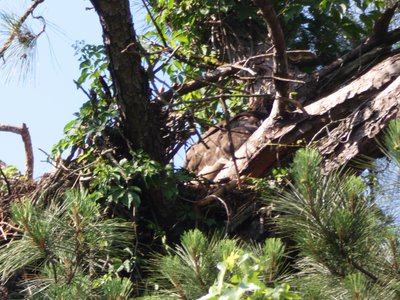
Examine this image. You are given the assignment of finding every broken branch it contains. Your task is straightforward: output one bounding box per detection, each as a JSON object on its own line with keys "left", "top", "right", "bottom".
{"left": 0, "top": 123, "right": 34, "bottom": 180}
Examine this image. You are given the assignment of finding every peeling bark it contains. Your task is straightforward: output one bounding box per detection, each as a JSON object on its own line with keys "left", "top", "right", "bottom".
{"left": 212, "top": 53, "right": 400, "bottom": 181}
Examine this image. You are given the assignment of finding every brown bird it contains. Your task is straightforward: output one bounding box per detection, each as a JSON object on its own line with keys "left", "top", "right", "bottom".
{"left": 185, "top": 111, "right": 267, "bottom": 180}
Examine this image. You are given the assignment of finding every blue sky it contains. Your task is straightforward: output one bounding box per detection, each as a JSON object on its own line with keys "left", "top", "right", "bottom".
{"left": 0, "top": 0, "right": 102, "bottom": 177}
{"left": 0, "top": 1, "right": 176, "bottom": 178}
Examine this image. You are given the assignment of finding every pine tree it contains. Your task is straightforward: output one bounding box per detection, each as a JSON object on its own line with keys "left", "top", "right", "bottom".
{"left": 0, "top": 189, "right": 135, "bottom": 299}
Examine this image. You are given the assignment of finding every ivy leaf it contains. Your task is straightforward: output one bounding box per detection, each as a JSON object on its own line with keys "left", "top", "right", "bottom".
{"left": 121, "top": 189, "right": 141, "bottom": 209}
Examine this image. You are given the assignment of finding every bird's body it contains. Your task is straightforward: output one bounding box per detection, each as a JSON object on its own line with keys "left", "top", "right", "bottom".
{"left": 185, "top": 111, "right": 267, "bottom": 180}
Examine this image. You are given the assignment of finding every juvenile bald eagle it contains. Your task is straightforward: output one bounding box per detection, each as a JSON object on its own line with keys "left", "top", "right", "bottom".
{"left": 185, "top": 111, "right": 268, "bottom": 180}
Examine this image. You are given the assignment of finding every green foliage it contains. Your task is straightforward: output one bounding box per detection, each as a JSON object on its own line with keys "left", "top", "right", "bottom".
{"left": 0, "top": 165, "right": 22, "bottom": 194}
{"left": 142, "top": 230, "right": 300, "bottom": 300}
{"left": 200, "top": 239, "right": 300, "bottom": 300}
{"left": 148, "top": 0, "right": 391, "bottom": 64}
{"left": 73, "top": 42, "right": 108, "bottom": 87}
{"left": 381, "top": 119, "right": 400, "bottom": 164}
{"left": 141, "top": 0, "right": 255, "bottom": 129}
{"left": 55, "top": 114, "right": 186, "bottom": 210}
{"left": 49, "top": 43, "right": 189, "bottom": 211}
{"left": 97, "top": 277, "right": 134, "bottom": 300}
{"left": 0, "top": 189, "right": 135, "bottom": 299}
{"left": 145, "top": 229, "right": 238, "bottom": 299}
{"left": 52, "top": 43, "right": 115, "bottom": 159}
{"left": 89, "top": 151, "right": 186, "bottom": 209}
{"left": 277, "top": 0, "right": 389, "bottom": 57}
{"left": 148, "top": 0, "right": 258, "bottom": 50}
{"left": 0, "top": 164, "right": 20, "bottom": 177}
{"left": 265, "top": 147, "right": 400, "bottom": 299}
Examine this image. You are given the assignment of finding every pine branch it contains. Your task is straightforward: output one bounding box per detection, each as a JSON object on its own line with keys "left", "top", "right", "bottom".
{"left": 349, "top": 259, "right": 379, "bottom": 284}
{"left": 0, "top": 0, "right": 45, "bottom": 59}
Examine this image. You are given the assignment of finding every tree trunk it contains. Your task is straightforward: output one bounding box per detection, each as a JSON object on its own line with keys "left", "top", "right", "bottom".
{"left": 90, "top": 0, "right": 164, "bottom": 162}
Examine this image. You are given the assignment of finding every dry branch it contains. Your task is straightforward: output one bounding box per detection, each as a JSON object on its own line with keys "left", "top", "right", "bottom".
{"left": 159, "top": 49, "right": 316, "bottom": 106}
{"left": 253, "top": 0, "right": 290, "bottom": 118}
{"left": 160, "top": 66, "right": 239, "bottom": 103}
{"left": 0, "top": 123, "right": 34, "bottom": 180}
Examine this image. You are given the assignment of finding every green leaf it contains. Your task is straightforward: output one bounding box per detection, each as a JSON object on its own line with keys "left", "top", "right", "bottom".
{"left": 121, "top": 190, "right": 141, "bottom": 208}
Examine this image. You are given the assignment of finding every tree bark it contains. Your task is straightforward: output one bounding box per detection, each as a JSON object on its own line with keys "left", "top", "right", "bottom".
{"left": 90, "top": 0, "right": 163, "bottom": 162}
{"left": 213, "top": 52, "right": 400, "bottom": 181}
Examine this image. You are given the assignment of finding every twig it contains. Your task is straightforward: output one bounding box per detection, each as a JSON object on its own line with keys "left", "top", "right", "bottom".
{"left": 368, "top": 1, "right": 399, "bottom": 44}
{"left": 159, "top": 50, "right": 293, "bottom": 103}
{"left": 228, "top": 64, "right": 257, "bottom": 76}
{"left": 0, "top": 165, "right": 11, "bottom": 195}
{"left": 170, "top": 93, "right": 269, "bottom": 107}
{"left": 153, "top": 46, "right": 181, "bottom": 74}
{"left": 144, "top": 39, "right": 220, "bottom": 69}
{"left": 158, "top": 47, "right": 313, "bottom": 105}
{"left": 98, "top": 75, "right": 112, "bottom": 100}
{"left": 160, "top": 65, "right": 238, "bottom": 103}
{"left": 200, "top": 194, "right": 231, "bottom": 233}
{"left": 0, "top": 221, "right": 23, "bottom": 233}
{"left": 73, "top": 80, "right": 92, "bottom": 100}
{"left": 21, "top": 124, "right": 34, "bottom": 179}
{"left": 271, "top": 76, "right": 305, "bottom": 84}
{"left": 0, "top": 226, "right": 7, "bottom": 240}
{"left": 140, "top": 0, "right": 169, "bottom": 48}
